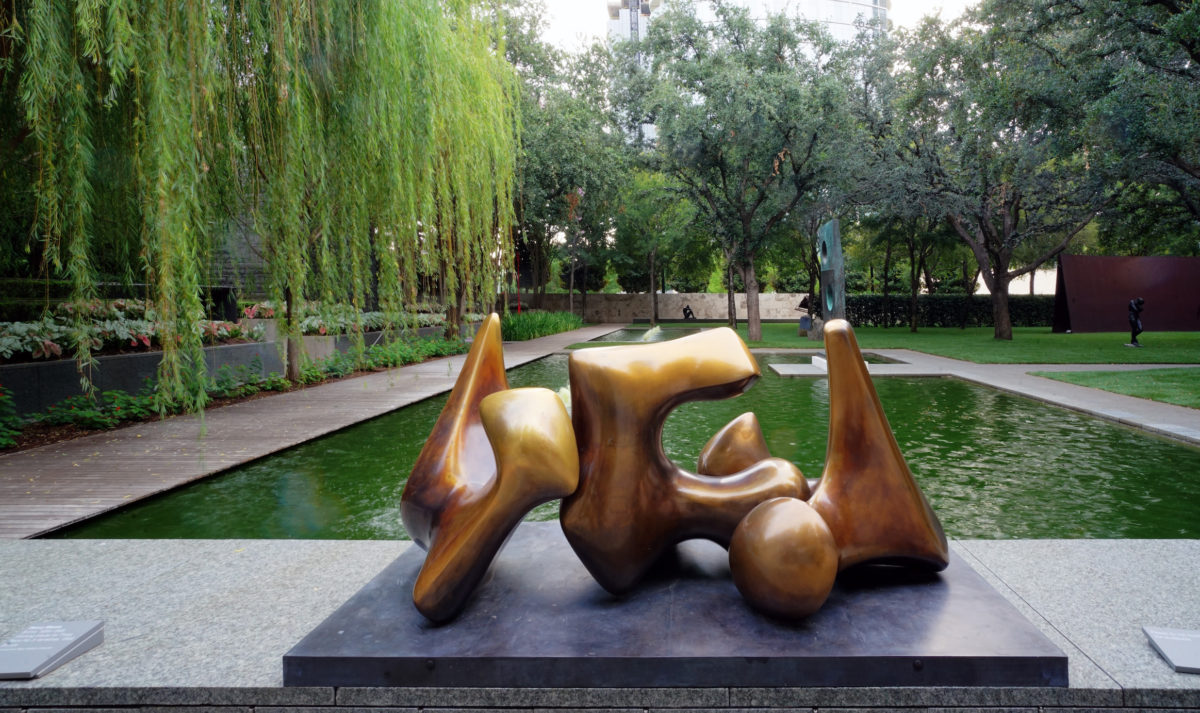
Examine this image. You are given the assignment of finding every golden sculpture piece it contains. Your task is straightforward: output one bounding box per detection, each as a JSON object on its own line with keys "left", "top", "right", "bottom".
{"left": 400, "top": 315, "right": 578, "bottom": 622}
{"left": 560, "top": 328, "right": 809, "bottom": 594}
{"left": 729, "top": 497, "right": 838, "bottom": 619}
{"left": 808, "top": 319, "right": 950, "bottom": 572}
{"left": 402, "top": 315, "right": 947, "bottom": 622}
{"left": 698, "top": 412, "right": 812, "bottom": 499}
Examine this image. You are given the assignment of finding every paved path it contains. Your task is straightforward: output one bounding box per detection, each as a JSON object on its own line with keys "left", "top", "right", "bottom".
{"left": 0, "top": 536, "right": 1196, "bottom": 700}
{"left": 771, "top": 350, "right": 1200, "bottom": 445}
{"left": 0, "top": 325, "right": 624, "bottom": 539}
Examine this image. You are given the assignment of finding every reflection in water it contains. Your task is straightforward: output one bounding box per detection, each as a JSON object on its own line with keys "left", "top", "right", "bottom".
{"left": 54, "top": 354, "right": 1200, "bottom": 540}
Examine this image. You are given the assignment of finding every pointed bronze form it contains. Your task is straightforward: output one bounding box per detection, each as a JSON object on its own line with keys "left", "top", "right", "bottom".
{"left": 807, "top": 319, "right": 949, "bottom": 572}
{"left": 401, "top": 313, "right": 508, "bottom": 550}
{"left": 561, "top": 328, "right": 809, "bottom": 595}
{"left": 698, "top": 412, "right": 771, "bottom": 476}
{"left": 411, "top": 387, "right": 578, "bottom": 622}
{"left": 698, "top": 413, "right": 812, "bottom": 500}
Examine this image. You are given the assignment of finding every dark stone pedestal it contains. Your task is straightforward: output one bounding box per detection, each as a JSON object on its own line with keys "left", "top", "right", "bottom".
{"left": 284, "top": 522, "right": 1067, "bottom": 688}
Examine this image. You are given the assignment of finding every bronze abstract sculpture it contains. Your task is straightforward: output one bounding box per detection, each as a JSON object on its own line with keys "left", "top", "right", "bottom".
{"left": 698, "top": 412, "right": 814, "bottom": 497}
{"left": 400, "top": 315, "right": 578, "bottom": 622}
{"left": 403, "top": 315, "right": 946, "bottom": 622}
{"left": 560, "top": 328, "right": 810, "bottom": 594}
{"left": 808, "top": 320, "right": 949, "bottom": 572}
{"left": 729, "top": 496, "right": 838, "bottom": 619}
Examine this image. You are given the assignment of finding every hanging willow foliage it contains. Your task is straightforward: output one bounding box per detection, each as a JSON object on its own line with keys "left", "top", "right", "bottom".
{"left": 5, "top": 0, "right": 518, "bottom": 411}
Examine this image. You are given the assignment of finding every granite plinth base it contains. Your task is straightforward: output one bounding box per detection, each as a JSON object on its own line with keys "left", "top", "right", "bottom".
{"left": 283, "top": 522, "right": 1067, "bottom": 688}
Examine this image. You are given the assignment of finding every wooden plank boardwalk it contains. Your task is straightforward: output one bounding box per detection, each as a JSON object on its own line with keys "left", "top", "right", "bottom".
{"left": 0, "top": 325, "right": 624, "bottom": 539}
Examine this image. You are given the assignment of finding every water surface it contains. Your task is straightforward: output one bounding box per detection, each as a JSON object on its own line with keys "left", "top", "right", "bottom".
{"left": 54, "top": 354, "right": 1200, "bottom": 540}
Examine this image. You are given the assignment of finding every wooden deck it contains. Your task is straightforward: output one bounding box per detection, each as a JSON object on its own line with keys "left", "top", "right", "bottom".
{"left": 0, "top": 325, "right": 623, "bottom": 539}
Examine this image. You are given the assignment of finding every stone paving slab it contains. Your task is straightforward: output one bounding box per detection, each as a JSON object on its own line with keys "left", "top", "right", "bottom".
{"left": 0, "top": 539, "right": 1197, "bottom": 702}
{"left": 955, "top": 539, "right": 1200, "bottom": 697}
{"left": 0, "top": 325, "right": 625, "bottom": 539}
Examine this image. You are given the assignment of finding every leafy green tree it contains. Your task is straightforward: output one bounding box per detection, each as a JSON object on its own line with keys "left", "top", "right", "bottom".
{"left": 895, "top": 14, "right": 1115, "bottom": 340}
{"left": 1003, "top": 0, "right": 1200, "bottom": 230}
{"left": 612, "top": 171, "right": 710, "bottom": 324}
{"left": 5, "top": 1, "right": 519, "bottom": 400}
{"left": 640, "top": 0, "right": 855, "bottom": 341}
{"left": 507, "top": 27, "right": 626, "bottom": 311}
{"left": 1097, "top": 184, "right": 1200, "bottom": 256}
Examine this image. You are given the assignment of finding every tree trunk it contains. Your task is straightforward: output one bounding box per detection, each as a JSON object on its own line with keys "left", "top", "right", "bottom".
{"left": 284, "top": 285, "right": 302, "bottom": 383}
{"left": 581, "top": 260, "right": 589, "bottom": 322}
{"left": 444, "top": 286, "right": 462, "bottom": 340}
{"left": 907, "top": 239, "right": 919, "bottom": 333}
{"left": 726, "top": 257, "right": 737, "bottom": 329}
{"left": 991, "top": 271, "right": 1014, "bottom": 340}
{"left": 882, "top": 241, "right": 893, "bottom": 328}
{"left": 649, "top": 248, "right": 658, "bottom": 327}
{"left": 567, "top": 247, "right": 576, "bottom": 317}
{"left": 959, "top": 258, "right": 974, "bottom": 329}
{"left": 742, "top": 257, "right": 762, "bottom": 342}
{"left": 1029, "top": 269, "right": 1035, "bottom": 295}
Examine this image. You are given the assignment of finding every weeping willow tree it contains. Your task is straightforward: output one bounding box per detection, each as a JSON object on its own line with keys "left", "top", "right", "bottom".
{"left": 3, "top": 0, "right": 517, "bottom": 409}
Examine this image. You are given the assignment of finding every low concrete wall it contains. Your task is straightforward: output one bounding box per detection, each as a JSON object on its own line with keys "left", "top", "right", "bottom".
{"left": 1, "top": 326, "right": 454, "bottom": 417}
{"left": 519, "top": 292, "right": 809, "bottom": 323}
{"left": 2, "top": 342, "right": 286, "bottom": 417}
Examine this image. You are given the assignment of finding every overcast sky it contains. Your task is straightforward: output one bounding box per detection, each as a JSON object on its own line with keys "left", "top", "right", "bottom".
{"left": 542, "top": 0, "right": 977, "bottom": 52}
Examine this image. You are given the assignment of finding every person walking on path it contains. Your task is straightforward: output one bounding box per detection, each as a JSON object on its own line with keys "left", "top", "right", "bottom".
{"left": 1128, "top": 297, "right": 1145, "bottom": 347}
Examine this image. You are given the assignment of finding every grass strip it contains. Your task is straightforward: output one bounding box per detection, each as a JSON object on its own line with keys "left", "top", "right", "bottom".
{"left": 1030, "top": 367, "right": 1200, "bottom": 409}
{"left": 635, "top": 323, "right": 1200, "bottom": 364}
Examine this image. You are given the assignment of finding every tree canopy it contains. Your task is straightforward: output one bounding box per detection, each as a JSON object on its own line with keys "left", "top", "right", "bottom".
{"left": 2, "top": 0, "right": 518, "bottom": 406}
{"left": 639, "top": 0, "right": 855, "bottom": 340}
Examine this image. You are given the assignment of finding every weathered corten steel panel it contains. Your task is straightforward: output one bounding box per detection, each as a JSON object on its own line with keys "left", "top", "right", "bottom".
{"left": 1053, "top": 255, "right": 1200, "bottom": 333}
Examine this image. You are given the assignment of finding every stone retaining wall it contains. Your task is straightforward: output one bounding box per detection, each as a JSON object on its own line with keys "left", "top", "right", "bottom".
{"left": 519, "top": 292, "right": 809, "bottom": 323}
{"left": 0, "top": 327, "right": 451, "bottom": 417}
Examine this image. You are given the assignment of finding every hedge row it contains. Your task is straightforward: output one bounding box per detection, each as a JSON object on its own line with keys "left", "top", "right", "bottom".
{"left": 820, "top": 294, "right": 1055, "bottom": 328}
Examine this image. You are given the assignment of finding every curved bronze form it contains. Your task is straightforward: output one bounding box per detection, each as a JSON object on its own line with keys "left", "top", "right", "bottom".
{"left": 401, "top": 316, "right": 579, "bottom": 623}
{"left": 808, "top": 319, "right": 950, "bottom": 572}
{"left": 412, "top": 387, "right": 578, "bottom": 622}
{"left": 729, "top": 497, "right": 838, "bottom": 619}
{"left": 402, "top": 314, "right": 508, "bottom": 551}
{"left": 560, "top": 329, "right": 809, "bottom": 595}
{"left": 699, "top": 412, "right": 811, "bottom": 500}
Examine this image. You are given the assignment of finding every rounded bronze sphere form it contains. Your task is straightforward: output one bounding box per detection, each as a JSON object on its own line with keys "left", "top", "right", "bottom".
{"left": 729, "top": 497, "right": 838, "bottom": 620}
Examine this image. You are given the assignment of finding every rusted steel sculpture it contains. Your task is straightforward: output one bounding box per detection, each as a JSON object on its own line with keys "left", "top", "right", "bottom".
{"left": 560, "top": 329, "right": 809, "bottom": 595}
{"left": 402, "top": 316, "right": 946, "bottom": 622}
{"left": 400, "top": 315, "right": 578, "bottom": 622}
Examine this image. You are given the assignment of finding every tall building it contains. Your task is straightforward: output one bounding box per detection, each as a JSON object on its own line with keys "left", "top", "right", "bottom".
{"left": 607, "top": 0, "right": 664, "bottom": 43}
{"left": 607, "top": 0, "right": 889, "bottom": 45}
{"left": 745, "top": 0, "right": 889, "bottom": 41}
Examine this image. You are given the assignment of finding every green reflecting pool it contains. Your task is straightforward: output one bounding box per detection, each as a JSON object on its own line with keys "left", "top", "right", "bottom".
{"left": 53, "top": 353, "right": 1200, "bottom": 540}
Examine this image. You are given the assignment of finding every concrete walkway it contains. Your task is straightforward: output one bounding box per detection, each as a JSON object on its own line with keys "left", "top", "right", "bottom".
{"left": 771, "top": 350, "right": 1200, "bottom": 445}
{"left": 0, "top": 324, "right": 624, "bottom": 539}
{"left": 0, "top": 536, "right": 1196, "bottom": 704}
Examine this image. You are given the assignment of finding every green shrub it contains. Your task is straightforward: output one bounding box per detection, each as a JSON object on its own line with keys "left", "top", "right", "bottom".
{"left": 500, "top": 311, "right": 583, "bottom": 341}
{"left": 36, "top": 395, "right": 121, "bottom": 430}
{"left": 833, "top": 294, "right": 1055, "bottom": 329}
{"left": 6, "top": 336, "right": 469, "bottom": 446}
{"left": 0, "top": 383, "right": 20, "bottom": 448}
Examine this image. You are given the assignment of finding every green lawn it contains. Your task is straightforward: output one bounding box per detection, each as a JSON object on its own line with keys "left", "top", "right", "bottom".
{"left": 1030, "top": 368, "right": 1200, "bottom": 409}
{"left": 638, "top": 322, "right": 1200, "bottom": 364}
